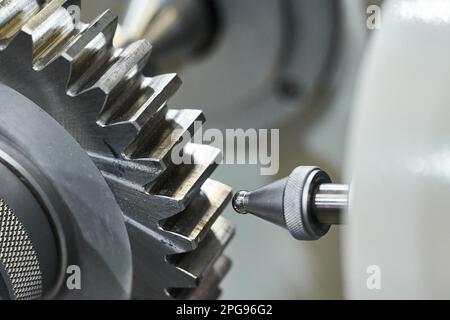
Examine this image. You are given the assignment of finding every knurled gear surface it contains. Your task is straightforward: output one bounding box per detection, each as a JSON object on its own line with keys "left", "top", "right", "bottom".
{"left": 0, "top": 199, "right": 42, "bottom": 300}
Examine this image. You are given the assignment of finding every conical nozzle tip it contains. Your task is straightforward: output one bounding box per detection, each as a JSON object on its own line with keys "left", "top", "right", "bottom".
{"left": 232, "top": 191, "right": 249, "bottom": 214}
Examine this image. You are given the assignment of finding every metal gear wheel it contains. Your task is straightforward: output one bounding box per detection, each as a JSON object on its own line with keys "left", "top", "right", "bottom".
{"left": 0, "top": 0, "right": 233, "bottom": 299}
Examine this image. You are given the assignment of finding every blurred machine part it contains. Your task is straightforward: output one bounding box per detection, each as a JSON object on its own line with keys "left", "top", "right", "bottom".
{"left": 84, "top": 0, "right": 341, "bottom": 129}
{"left": 117, "top": 0, "right": 219, "bottom": 71}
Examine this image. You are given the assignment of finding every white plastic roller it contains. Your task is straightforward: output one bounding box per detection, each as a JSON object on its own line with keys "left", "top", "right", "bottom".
{"left": 344, "top": 0, "right": 450, "bottom": 299}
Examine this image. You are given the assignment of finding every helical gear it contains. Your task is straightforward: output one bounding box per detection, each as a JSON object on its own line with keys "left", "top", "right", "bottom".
{"left": 0, "top": 0, "right": 233, "bottom": 299}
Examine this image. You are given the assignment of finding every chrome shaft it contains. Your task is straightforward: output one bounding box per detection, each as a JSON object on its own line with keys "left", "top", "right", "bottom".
{"left": 313, "top": 184, "right": 349, "bottom": 225}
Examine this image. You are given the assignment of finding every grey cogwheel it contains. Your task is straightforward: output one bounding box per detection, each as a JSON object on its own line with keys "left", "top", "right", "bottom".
{"left": 0, "top": 0, "right": 234, "bottom": 299}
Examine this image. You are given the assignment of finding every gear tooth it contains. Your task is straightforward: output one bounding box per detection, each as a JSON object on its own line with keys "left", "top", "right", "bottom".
{"left": 92, "top": 40, "right": 152, "bottom": 124}
{"left": 167, "top": 217, "right": 235, "bottom": 288}
{"left": 93, "top": 40, "right": 152, "bottom": 94}
{"left": 100, "top": 146, "right": 225, "bottom": 226}
{"left": 148, "top": 145, "right": 222, "bottom": 207}
{"left": 0, "top": 0, "right": 42, "bottom": 49}
{"left": 97, "top": 74, "right": 182, "bottom": 155}
{"left": 108, "top": 73, "right": 182, "bottom": 128}
{"left": 126, "top": 109, "right": 205, "bottom": 168}
{"left": 160, "top": 179, "right": 232, "bottom": 250}
{"left": 172, "top": 256, "right": 231, "bottom": 300}
{"left": 62, "top": 10, "right": 118, "bottom": 95}
{"left": 21, "top": 0, "right": 81, "bottom": 70}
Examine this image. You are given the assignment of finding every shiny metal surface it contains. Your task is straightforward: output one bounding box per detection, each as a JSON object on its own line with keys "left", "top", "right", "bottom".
{"left": 0, "top": 0, "right": 233, "bottom": 299}
{"left": 313, "top": 184, "right": 348, "bottom": 225}
{"left": 231, "top": 191, "right": 249, "bottom": 215}
{"left": 284, "top": 167, "right": 331, "bottom": 240}
{"left": 232, "top": 167, "right": 346, "bottom": 240}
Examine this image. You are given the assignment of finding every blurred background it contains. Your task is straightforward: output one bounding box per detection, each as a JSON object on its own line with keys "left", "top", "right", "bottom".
{"left": 81, "top": 0, "right": 378, "bottom": 299}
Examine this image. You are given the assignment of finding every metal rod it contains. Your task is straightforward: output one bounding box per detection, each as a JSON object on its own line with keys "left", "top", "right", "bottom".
{"left": 313, "top": 184, "right": 349, "bottom": 225}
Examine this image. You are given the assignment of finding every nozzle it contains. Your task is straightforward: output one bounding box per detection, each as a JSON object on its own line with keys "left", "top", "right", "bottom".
{"left": 232, "top": 166, "right": 348, "bottom": 241}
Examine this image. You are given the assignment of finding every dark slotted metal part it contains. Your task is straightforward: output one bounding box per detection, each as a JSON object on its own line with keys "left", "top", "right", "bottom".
{"left": 0, "top": 83, "right": 132, "bottom": 299}
{"left": 0, "top": 199, "right": 42, "bottom": 300}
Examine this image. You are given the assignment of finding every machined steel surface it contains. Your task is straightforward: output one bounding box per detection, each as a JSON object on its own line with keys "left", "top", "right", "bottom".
{"left": 313, "top": 184, "right": 348, "bottom": 225}
{"left": 283, "top": 166, "right": 331, "bottom": 240}
{"left": 0, "top": 0, "right": 233, "bottom": 299}
{"left": 232, "top": 166, "right": 348, "bottom": 240}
